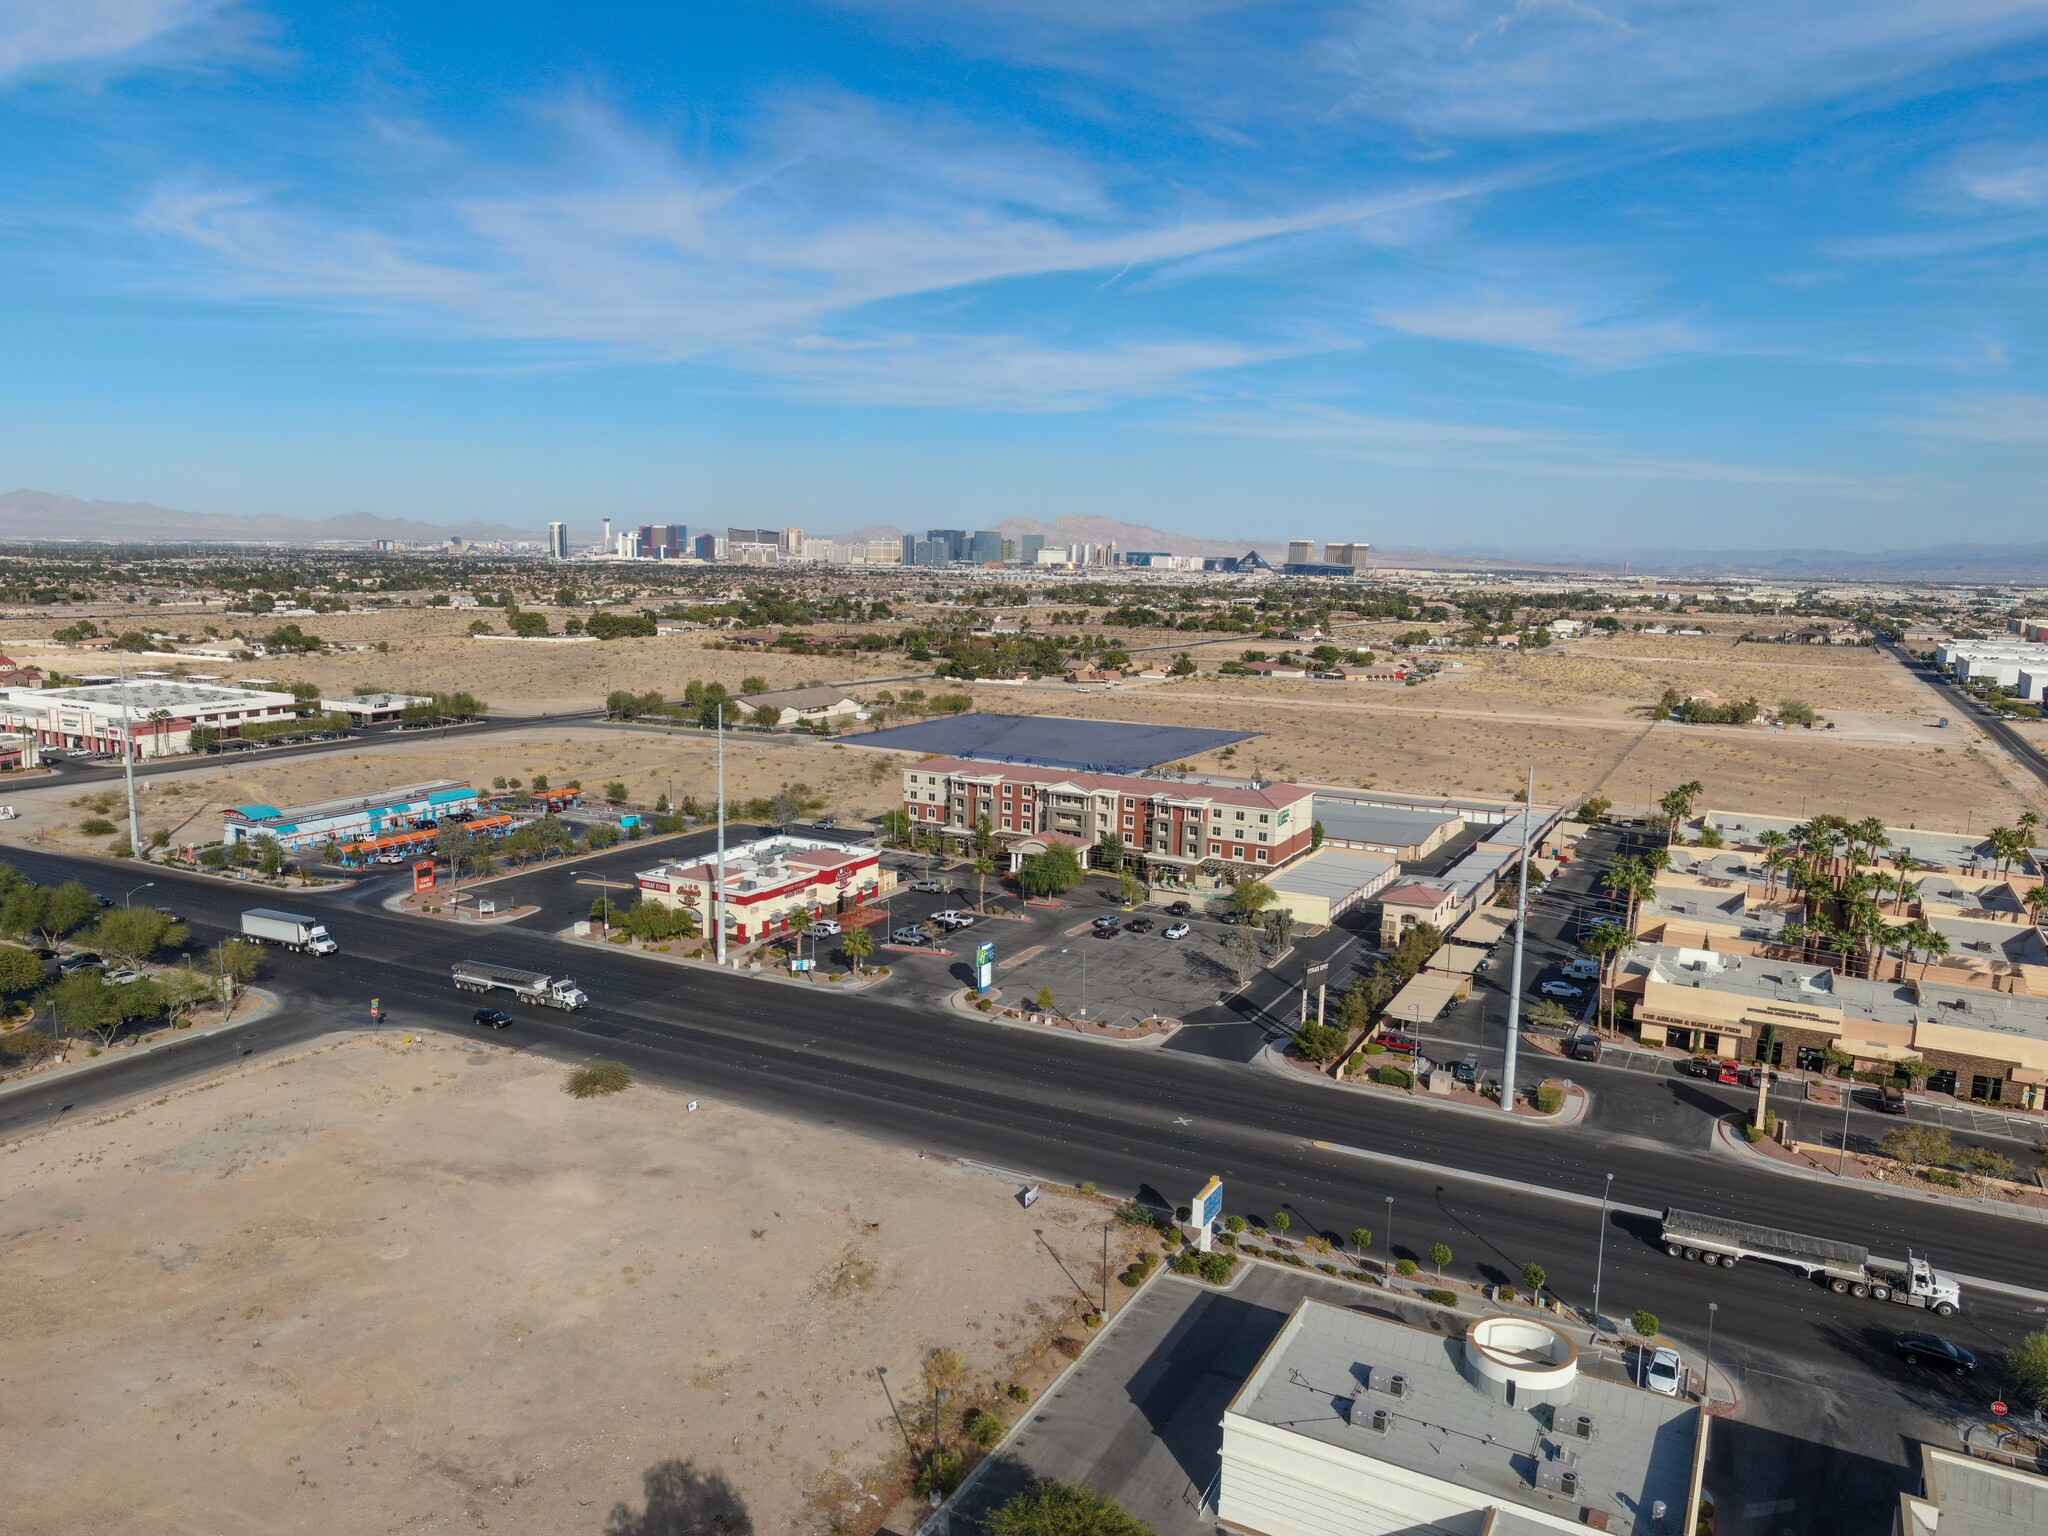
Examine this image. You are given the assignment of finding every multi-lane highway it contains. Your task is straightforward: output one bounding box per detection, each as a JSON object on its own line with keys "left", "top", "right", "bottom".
{"left": 3, "top": 841, "right": 2043, "bottom": 1426}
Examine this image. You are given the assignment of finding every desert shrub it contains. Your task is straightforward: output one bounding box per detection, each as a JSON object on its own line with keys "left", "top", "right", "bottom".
{"left": 1535, "top": 1084, "right": 1564, "bottom": 1114}
{"left": 80, "top": 817, "right": 115, "bottom": 836}
{"left": 564, "top": 1060, "right": 633, "bottom": 1098}
{"left": 1630, "top": 1310, "right": 1660, "bottom": 1337}
{"left": 1224, "top": 1214, "right": 1247, "bottom": 1233}
{"left": 964, "top": 1409, "right": 1003, "bottom": 1448}
{"left": 1426, "top": 1289, "right": 1459, "bottom": 1307}
{"left": 1926, "top": 1169, "right": 1963, "bottom": 1188}
{"left": 0, "top": 1027, "right": 58, "bottom": 1067}
{"left": 1375, "top": 1065, "right": 1413, "bottom": 1088}
{"left": 916, "top": 1451, "right": 965, "bottom": 1498}
{"left": 1007, "top": 1384, "right": 1031, "bottom": 1403}
{"left": 1395, "top": 1258, "right": 1418, "bottom": 1277}
{"left": 1318, "top": 1262, "right": 1339, "bottom": 1275}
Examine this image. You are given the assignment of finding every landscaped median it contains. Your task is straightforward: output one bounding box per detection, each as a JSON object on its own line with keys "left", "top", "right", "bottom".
{"left": 1277, "top": 1034, "right": 1588, "bottom": 1124}
{"left": 1714, "top": 1101, "right": 2048, "bottom": 1220}
{"left": 946, "top": 986, "right": 1179, "bottom": 1041}
{"left": 555, "top": 923, "right": 895, "bottom": 989}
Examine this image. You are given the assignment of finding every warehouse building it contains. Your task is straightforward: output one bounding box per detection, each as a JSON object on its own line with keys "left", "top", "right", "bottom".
{"left": 322, "top": 692, "right": 432, "bottom": 724}
{"left": 0, "top": 680, "right": 299, "bottom": 759}
{"left": 222, "top": 780, "right": 480, "bottom": 850}
{"left": 1264, "top": 850, "right": 1398, "bottom": 927}
{"left": 1311, "top": 799, "right": 1463, "bottom": 860}
{"left": 1220, "top": 1301, "right": 1705, "bottom": 1536}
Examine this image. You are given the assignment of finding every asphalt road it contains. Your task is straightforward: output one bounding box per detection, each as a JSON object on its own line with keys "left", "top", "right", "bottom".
{"left": 1880, "top": 638, "right": 2048, "bottom": 795}
{"left": 4, "top": 843, "right": 2045, "bottom": 1422}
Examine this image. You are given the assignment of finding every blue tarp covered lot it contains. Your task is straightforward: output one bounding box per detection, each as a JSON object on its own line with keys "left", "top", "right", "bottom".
{"left": 848, "top": 713, "right": 1256, "bottom": 773}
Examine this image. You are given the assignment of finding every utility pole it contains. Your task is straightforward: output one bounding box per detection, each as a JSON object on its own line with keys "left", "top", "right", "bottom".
{"left": 1500, "top": 762, "right": 1534, "bottom": 1111}
{"left": 118, "top": 655, "right": 142, "bottom": 859}
{"left": 715, "top": 706, "right": 727, "bottom": 965}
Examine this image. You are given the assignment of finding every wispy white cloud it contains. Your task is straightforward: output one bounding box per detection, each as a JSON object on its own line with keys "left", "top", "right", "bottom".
{"left": 1953, "top": 141, "right": 2048, "bottom": 206}
{"left": 1373, "top": 296, "right": 1702, "bottom": 367}
{"left": 135, "top": 96, "right": 1491, "bottom": 405}
{"left": 1899, "top": 392, "right": 2048, "bottom": 444}
{"left": 0, "top": 0, "right": 240, "bottom": 83}
{"left": 1185, "top": 402, "right": 1883, "bottom": 489}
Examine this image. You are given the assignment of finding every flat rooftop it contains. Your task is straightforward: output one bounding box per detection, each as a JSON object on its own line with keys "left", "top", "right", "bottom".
{"left": 226, "top": 780, "right": 474, "bottom": 825}
{"left": 1700, "top": 810, "right": 2018, "bottom": 874}
{"left": 1, "top": 681, "right": 295, "bottom": 711}
{"left": 1229, "top": 1301, "right": 1700, "bottom": 1536}
{"left": 850, "top": 712, "right": 1256, "bottom": 772}
{"left": 1266, "top": 850, "right": 1397, "bottom": 902}
{"left": 1311, "top": 799, "right": 1462, "bottom": 848}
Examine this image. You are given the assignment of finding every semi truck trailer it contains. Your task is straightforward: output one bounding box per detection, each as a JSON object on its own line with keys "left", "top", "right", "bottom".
{"left": 239, "top": 909, "right": 339, "bottom": 955}
{"left": 450, "top": 960, "right": 588, "bottom": 1011}
{"left": 1659, "top": 1207, "right": 1960, "bottom": 1314}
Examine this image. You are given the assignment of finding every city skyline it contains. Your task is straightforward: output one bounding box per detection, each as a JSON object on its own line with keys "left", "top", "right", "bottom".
{"left": 1, "top": 4, "right": 2046, "bottom": 550}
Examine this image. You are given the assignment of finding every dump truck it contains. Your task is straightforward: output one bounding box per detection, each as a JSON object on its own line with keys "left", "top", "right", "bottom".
{"left": 240, "top": 908, "right": 339, "bottom": 955}
{"left": 1660, "top": 1208, "right": 1961, "bottom": 1315}
{"left": 449, "top": 960, "right": 587, "bottom": 1011}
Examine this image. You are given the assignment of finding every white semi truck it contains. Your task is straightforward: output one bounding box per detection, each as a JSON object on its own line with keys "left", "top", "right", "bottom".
{"left": 1659, "top": 1208, "right": 1961, "bottom": 1315}
{"left": 240, "top": 908, "right": 339, "bottom": 955}
{"left": 450, "top": 960, "right": 588, "bottom": 1011}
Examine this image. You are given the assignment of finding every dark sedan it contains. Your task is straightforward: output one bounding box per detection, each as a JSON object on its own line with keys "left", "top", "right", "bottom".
{"left": 1676, "top": 1057, "right": 1721, "bottom": 1079}
{"left": 1894, "top": 1332, "right": 1975, "bottom": 1375}
{"left": 472, "top": 1007, "right": 513, "bottom": 1030}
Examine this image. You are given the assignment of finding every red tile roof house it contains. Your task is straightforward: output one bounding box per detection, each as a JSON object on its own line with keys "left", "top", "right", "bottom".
{"left": 0, "top": 655, "right": 44, "bottom": 689}
{"left": 1066, "top": 668, "right": 1124, "bottom": 684}
{"left": 1376, "top": 880, "right": 1462, "bottom": 946}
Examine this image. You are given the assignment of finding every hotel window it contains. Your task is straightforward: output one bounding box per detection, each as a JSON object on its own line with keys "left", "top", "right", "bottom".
{"left": 1002, "top": 818, "right": 1012, "bottom": 830}
{"left": 1256, "top": 849, "right": 1269, "bottom": 862}
{"left": 1235, "top": 810, "right": 1245, "bottom": 821}
{"left": 1259, "top": 814, "right": 1269, "bottom": 824}
{"left": 1258, "top": 832, "right": 1268, "bottom": 843}
{"left": 1123, "top": 815, "right": 1134, "bottom": 828}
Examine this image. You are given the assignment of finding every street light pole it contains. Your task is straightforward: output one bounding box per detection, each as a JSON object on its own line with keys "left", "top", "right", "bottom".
{"left": 1384, "top": 1194, "right": 1394, "bottom": 1274}
{"left": 1101, "top": 1222, "right": 1111, "bottom": 1319}
{"left": 1500, "top": 762, "right": 1535, "bottom": 1112}
{"left": 123, "top": 881, "right": 154, "bottom": 908}
{"left": 1838, "top": 1083, "right": 1853, "bottom": 1176}
{"left": 1704, "top": 1302, "right": 1719, "bottom": 1409}
{"left": 1591, "top": 1172, "right": 1614, "bottom": 1329}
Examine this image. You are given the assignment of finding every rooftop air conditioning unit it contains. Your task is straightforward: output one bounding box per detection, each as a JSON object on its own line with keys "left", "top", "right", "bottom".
{"left": 1369, "top": 1407, "right": 1393, "bottom": 1434}
{"left": 1571, "top": 1413, "right": 1597, "bottom": 1440}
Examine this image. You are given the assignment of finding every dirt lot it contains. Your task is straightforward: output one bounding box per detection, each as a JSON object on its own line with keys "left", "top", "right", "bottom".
{"left": 0, "top": 724, "right": 913, "bottom": 855}
{"left": 0, "top": 1032, "right": 1129, "bottom": 1535}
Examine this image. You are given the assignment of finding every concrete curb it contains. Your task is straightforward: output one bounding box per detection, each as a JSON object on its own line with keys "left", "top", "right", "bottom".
{"left": 1256, "top": 1042, "right": 1588, "bottom": 1127}
{"left": 0, "top": 985, "right": 283, "bottom": 1101}
{"left": 1707, "top": 1111, "right": 2048, "bottom": 1227}
{"left": 551, "top": 927, "right": 892, "bottom": 993}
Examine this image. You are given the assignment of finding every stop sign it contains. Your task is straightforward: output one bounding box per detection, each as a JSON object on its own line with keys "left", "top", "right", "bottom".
{"left": 1992, "top": 1402, "right": 2008, "bottom": 1417}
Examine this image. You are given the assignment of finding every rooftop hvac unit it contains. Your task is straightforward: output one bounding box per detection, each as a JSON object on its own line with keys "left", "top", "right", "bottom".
{"left": 1366, "top": 1365, "right": 1410, "bottom": 1397}
{"left": 1571, "top": 1413, "right": 1598, "bottom": 1440}
{"left": 1535, "top": 1460, "right": 1579, "bottom": 1496}
{"left": 1368, "top": 1407, "right": 1393, "bottom": 1434}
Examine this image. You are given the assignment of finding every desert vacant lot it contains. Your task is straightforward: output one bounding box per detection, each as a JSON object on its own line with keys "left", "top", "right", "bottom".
{"left": 0, "top": 1033, "right": 1128, "bottom": 1535}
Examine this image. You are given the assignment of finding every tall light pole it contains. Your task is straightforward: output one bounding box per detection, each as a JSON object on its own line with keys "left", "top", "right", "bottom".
{"left": 1591, "top": 1172, "right": 1614, "bottom": 1330}
{"left": 123, "top": 880, "right": 154, "bottom": 908}
{"left": 714, "top": 705, "right": 727, "bottom": 965}
{"left": 1500, "top": 763, "right": 1535, "bottom": 1112}
{"left": 117, "top": 655, "right": 142, "bottom": 859}
{"left": 1704, "top": 1301, "right": 1719, "bottom": 1409}
{"left": 1384, "top": 1194, "right": 1394, "bottom": 1273}
{"left": 1838, "top": 1083, "right": 1853, "bottom": 1176}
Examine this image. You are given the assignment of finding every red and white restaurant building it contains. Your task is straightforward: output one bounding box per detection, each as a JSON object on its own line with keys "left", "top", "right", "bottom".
{"left": 636, "top": 836, "right": 891, "bottom": 945}
{"left": 0, "top": 681, "right": 300, "bottom": 759}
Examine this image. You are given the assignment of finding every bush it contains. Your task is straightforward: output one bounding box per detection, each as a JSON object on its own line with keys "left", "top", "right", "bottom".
{"left": 987, "top": 1480, "right": 1153, "bottom": 1536}
{"left": 1926, "top": 1169, "right": 1963, "bottom": 1188}
{"left": 965, "top": 1409, "right": 1004, "bottom": 1448}
{"left": 1425, "top": 1289, "right": 1459, "bottom": 1307}
{"left": 1224, "top": 1214, "right": 1247, "bottom": 1234}
{"left": 1395, "top": 1258, "right": 1418, "bottom": 1277}
{"left": 1007, "top": 1384, "right": 1031, "bottom": 1403}
{"left": 1521, "top": 1263, "right": 1547, "bottom": 1295}
{"left": 916, "top": 1450, "right": 965, "bottom": 1499}
{"left": 1743, "top": 1124, "right": 1766, "bottom": 1144}
{"left": 1629, "top": 1310, "right": 1660, "bottom": 1338}
{"left": 1535, "top": 1083, "right": 1564, "bottom": 1114}
{"left": 80, "top": 817, "right": 115, "bottom": 836}
{"left": 2010, "top": 1330, "right": 2048, "bottom": 1417}
{"left": 1375, "top": 1065, "right": 1413, "bottom": 1089}
{"left": 564, "top": 1060, "right": 633, "bottom": 1098}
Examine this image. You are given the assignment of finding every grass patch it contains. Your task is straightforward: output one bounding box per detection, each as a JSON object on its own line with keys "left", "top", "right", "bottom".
{"left": 564, "top": 1059, "right": 634, "bottom": 1098}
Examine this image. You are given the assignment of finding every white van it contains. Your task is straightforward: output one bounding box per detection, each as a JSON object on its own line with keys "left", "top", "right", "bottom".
{"left": 1562, "top": 958, "right": 1600, "bottom": 981}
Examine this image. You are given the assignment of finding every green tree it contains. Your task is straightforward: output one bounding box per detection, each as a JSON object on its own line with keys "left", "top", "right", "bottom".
{"left": 1520, "top": 1262, "right": 1547, "bottom": 1297}
{"left": 46, "top": 970, "right": 163, "bottom": 1047}
{"left": 987, "top": 1479, "right": 1155, "bottom": 1536}
{"left": 38, "top": 882, "right": 101, "bottom": 946}
{"left": 1231, "top": 879, "right": 1277, "bottom": 922}
{"left": 971, "top": 854, "right": 997, "bottom": 911}
{"left": 1350, "top": 1227, "right": 1372, "bottom": 1255}
{"left": 841, "top": 926, "right": 875, "bottom": 974}
{"left": 0, "top": 943, "right": 46, "bottom": 998}
{"left": 1097, "top": 832, "right": 1126, "bottom": 873}
{"left": 88, "top": 907, "right": 187, "bottom": 964}
{"left": 2010, "top": 1330, "right": 2048, "bottom": 1417}
{"left": 1293, "top": 1022, "right": 1348, "bottom": 1063}
{"left": 255, "top": 836, "right": 287, "bottom": 878}
{"left": 767, "top": 789, "right": 801, "bottom": 830}
{"left": 1017, "top": 844, "right": 1083, "bottom": 897}
{"left": 1310, "top": 819, "right": 1326, "bottom": 850}
{"left": 739, "top": 675, "right": 768, "bottom": 694}
{"left": 786, "top": 907, "right": 814, "bottom": 968}
{"left": 1427, "top": 1242, "right": 1453, "bottom": 1277}
{"left": 1034, "top": 984, "right": 1056, "bottom": 1012}
{"left": 211, "top": 938, "right": 263, "bottom": 1020}
{"left": 1168, "top": 652, "right": 1195, "bottom": 678}
{"left": 505, "top": 607, "right": 551, "bottom": 637}
{"left": 0, "top": 883, "right": 48, "bottom": 943}
{"left": 1629, "top": 1309, "right": 1660, "bottom": 1338}
{"left": 1222, "top": 924, "right": 1264, "bottom": 989}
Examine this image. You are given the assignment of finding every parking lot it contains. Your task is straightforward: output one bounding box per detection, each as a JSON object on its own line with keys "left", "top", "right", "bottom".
{"left": 868, "top": 859, "right": 1253, "bottom": 1024}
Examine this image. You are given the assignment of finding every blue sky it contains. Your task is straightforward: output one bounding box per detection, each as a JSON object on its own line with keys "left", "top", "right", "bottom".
{"left": 2, "top": 1, "right": 2046, "bottom": 551}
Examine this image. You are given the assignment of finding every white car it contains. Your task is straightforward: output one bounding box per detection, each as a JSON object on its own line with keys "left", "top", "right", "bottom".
{"left": 909, "top": 879, "right": 945, "bottom": 894}
{"left": 1163, "top": 921, "right": 1191, "bottom": 940}
{"left": 1539, "top": 980, "right": 1586, "bottom": 999}
{"left": 929, "top": 910, "right": 970, "bottom": 928}
{"left": 1644, "top": 1345, "right": 1682, "bottom": 1397}
{"left": 810, "top": 919, "right": 842, "bottom": 938}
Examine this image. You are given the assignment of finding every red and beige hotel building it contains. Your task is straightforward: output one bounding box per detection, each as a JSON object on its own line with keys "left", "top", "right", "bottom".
{"left": 636, "top": 836, "right": 889, "bottom": 944}
{"left": 901, "top": 758, "right": 1316, "bottom": 876}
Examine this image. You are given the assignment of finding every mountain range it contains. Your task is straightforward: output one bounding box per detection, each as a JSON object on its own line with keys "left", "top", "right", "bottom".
{"left": 6, "top": 489, "right": 2048, "bottom": 582}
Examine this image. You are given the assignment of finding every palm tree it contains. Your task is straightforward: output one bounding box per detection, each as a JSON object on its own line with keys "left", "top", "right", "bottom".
{"left": 1581, "top": 921, "right": 1635, "bottom": 1037}
{"left": 971, "top": 854, "right": 996, "bottom": 913}
{"left": 1761, "top": 846, "right": 1794, "bottom": 899}
{"left": 1659, "top": 779, "right": 1705, "bottom": 845}
{"left": 1890, "top": 853, "right": 1920, "bottom": 914}
{"left": 787, "top": 907, "right": 814, "bottom": 970}
{"left": 1915, "top": 927, "right": 1951, "bottom": 980}
{"left": 1988, "top": 825, "right": 2027, "bottom": 879}
{"left": 841, "top": 925, "right": 875, "bottom": 976}
{"left": 1851, "top": 816, "right": 1890, "bottom": 870}
{"left": 1757, "top": 829, "right": 1789, "bottom": 862}
{"left": 1780, "top": 916, "right": 1806, "bottom": 959}
{"left": 1802, "top": 914, "right": 1839, "bottom": 967}
{"left": 2026, "top": 884, "right": 2048, "bottom": 927}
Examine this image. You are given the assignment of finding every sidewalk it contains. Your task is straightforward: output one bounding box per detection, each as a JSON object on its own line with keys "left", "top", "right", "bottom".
{"left": 0, "top": 985, "right": 282, "bottom": 1100}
